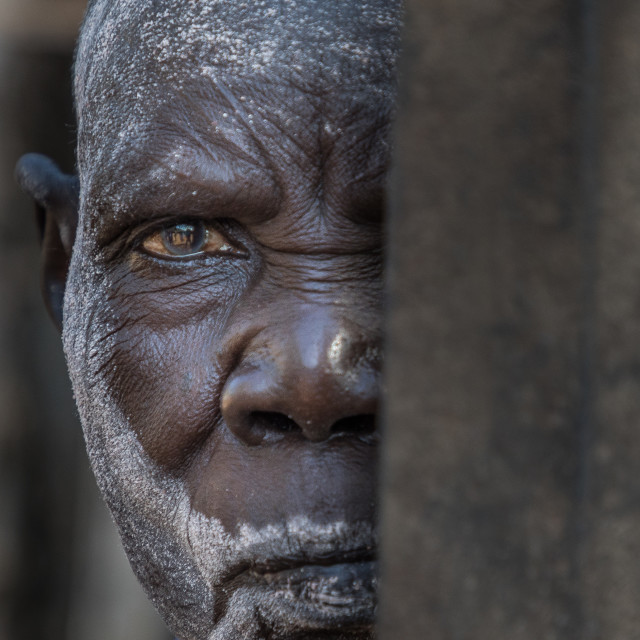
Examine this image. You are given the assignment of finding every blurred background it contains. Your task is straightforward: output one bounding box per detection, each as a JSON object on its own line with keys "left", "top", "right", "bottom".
{"left": 9, "top": 1, "right": 640, "bottom": 640}
{"left": 0, "top": 1, "right": 171, "bottom": 638}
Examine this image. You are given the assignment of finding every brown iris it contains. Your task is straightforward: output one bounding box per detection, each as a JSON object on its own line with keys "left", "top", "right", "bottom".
{"left": 141, "top": 221, "right": 241, "bottom": 259}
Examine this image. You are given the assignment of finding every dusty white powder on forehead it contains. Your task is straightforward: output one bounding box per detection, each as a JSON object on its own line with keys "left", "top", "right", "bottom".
{"left": 76, "top": 0, "right": 400, "bottom": 92}
{"left": 74, "top": 0, "right": 400, "bottom": 178}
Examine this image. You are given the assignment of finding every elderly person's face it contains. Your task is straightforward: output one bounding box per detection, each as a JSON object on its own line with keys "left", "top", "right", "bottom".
{"left": 17, "top": 0, "right": 399, "bottom": 638}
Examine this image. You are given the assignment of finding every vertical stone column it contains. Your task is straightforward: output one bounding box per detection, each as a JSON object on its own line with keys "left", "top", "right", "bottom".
{"left": 380, "top": 2, "right": 589, "bottom": 638}
{"left": 583, "top": 2, "right": 640, "bottom": 638}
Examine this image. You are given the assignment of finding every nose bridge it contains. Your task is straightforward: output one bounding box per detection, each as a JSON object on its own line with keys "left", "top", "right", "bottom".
{"left": 290, "top": 305, "right": 359, "bottom": 382}
{"left": 266, "top": 301, "right": 376, "bottom": 412}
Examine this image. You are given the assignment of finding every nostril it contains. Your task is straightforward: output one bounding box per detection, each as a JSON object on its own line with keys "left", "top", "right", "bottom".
{"left": 331, "top": 414, "right": 376, "bottom": 438}
{"left": 250, "top": 411, "right": 301, "bottom": 435}
{"left": 239, "top": 411, "right": 377, "bottom": 445}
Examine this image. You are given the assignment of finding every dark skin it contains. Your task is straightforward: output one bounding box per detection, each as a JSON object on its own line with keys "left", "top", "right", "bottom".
{"left": 16, "top": 2, "right": 396, "bottom": 637}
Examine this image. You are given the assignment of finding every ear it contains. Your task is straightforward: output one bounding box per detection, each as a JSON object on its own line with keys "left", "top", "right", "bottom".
{"left": 15, "top": 153, "right": 79, "bottom": 332}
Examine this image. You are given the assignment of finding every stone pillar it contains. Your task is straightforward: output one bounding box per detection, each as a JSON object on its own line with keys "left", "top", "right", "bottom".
{"left": 380, "top": 1, "right": 592, "bottom": 638}
{"left": 584, "top": 2, "right": 640, "bottom": 638}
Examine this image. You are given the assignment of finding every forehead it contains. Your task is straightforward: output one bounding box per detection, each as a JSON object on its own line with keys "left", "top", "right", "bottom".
{"left": 74, "top": 0, "right": 399, "bottom": 230}
{"left": 75, "top": 0, "right": 400, "bottom": 114}
{"left": 78, "top": 0, "right": 399, "bottom": 66}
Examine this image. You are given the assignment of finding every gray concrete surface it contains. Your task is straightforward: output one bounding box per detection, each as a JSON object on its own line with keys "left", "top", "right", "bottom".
{"left": 380, "top": 1, "right": 598, "bottom": 638}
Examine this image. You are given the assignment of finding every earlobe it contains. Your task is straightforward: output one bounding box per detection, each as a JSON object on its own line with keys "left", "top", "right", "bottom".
{"left": 15, "top": 153, "right": 79, "bottom": 332}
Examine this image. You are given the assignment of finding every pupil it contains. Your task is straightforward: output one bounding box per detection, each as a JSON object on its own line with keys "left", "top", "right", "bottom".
{"left": 162, "top": 223, "right": 205, "bottom": 255}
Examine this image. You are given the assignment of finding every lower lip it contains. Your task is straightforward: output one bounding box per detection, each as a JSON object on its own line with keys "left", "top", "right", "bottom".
{"left": 245, "top": 560, "right": 377, "bottom": 630}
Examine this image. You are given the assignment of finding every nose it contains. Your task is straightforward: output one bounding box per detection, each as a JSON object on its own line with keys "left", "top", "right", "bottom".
{"left": 221, "top": 308, "right": 379, "bottom": 445}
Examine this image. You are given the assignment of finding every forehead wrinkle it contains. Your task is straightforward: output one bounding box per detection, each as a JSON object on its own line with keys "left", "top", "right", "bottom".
{"left": 149, "top": 107, "right": 273, "bottom": 183}
{"left": 84, "top": 152, "right": 277, "bottom": 230}
{"left": 206, "top": 76, "right": 292, "bottom": 188}
{"left": 74, "top": 0, "right": 400, "bottom": 235}
{"left": 74, "top": 0, "right": 400, "bottom": 198}
{"left": 81, "top": 105, "right": 280, "bottom": 218}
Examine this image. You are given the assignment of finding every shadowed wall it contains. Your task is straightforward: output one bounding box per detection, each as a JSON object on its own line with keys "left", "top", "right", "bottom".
{"left": 6, "top": 1, "right": 640, "bottom": 639}
{"left": 0, "top": 1, "right": 170, "bottom": 638}
{"left": 381, "top": 2, "right": 640, "bottom": 639}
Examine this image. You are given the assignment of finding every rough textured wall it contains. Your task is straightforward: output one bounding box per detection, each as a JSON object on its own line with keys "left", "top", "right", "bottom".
{"left": 586, "top": 2, "right": 640, "bottom": 638}
{"left": 380, "top": 1, "right": 599, "bottom": 638}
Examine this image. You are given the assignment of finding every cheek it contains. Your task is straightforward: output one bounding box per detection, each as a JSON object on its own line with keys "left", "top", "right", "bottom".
{"left": 113, "top": 324, "right": 225, "bottom": 470}
{"left": 83, "top": 264, "right": 247, "bottom": 471}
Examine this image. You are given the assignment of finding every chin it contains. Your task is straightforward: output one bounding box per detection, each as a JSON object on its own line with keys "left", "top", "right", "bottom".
{"left": 188, "top": 511, "right": 379, "bottom": 640}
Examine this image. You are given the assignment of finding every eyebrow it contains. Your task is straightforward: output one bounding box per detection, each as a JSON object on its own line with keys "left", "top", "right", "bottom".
{"left": 86, "top": 132, "right": 282, "bottom": 235}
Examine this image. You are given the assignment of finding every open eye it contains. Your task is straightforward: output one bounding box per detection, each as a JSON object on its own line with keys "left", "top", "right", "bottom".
{"left": 141, "top": 221, "right": 244, "bottom": 259}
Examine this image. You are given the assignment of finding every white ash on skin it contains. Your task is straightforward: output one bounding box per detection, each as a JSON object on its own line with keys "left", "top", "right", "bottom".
{"left": 62, "top": 0, "right": 399, "bottom": 637}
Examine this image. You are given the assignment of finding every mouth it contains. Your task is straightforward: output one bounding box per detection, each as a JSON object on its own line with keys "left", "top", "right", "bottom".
{"left": 224, "top": 550, "right": 377, "bottom": 631}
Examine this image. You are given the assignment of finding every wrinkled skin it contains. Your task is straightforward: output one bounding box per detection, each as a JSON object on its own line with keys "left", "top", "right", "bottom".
{"left": 16, "top": 1, "right": 399, "bottom": 638}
